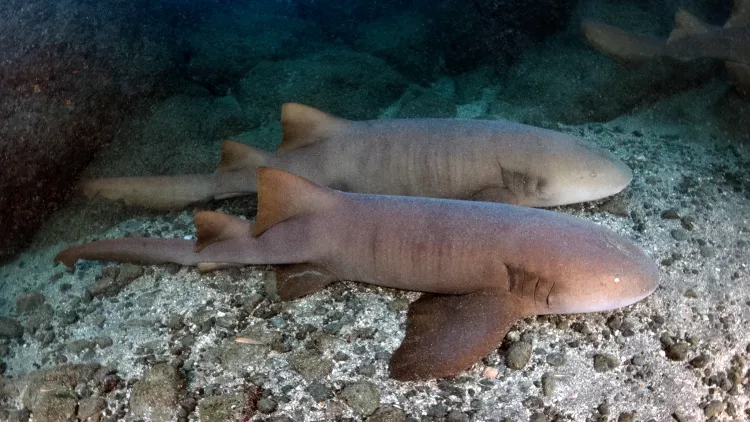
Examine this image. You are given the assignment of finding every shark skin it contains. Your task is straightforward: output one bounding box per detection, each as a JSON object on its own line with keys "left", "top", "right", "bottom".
{"left": 581, "top": 0, "right": 750, "bottom": 98}
{"left": 80, "top": 102, "right": 633, "bottom": 210}
{"left": 56, "top": 167, "right": 659, "bottom": 381}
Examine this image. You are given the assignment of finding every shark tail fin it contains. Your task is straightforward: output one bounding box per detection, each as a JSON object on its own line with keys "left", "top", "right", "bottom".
{"left": 279, "top": 103, "right": 349, "bottom": 154}
{"left": 581, "top": 20, "right": 665, "bottom": 66}
{"left": 194, "top": 211, "right": 253, "bottom": 252}
{"left": 217, "top": 140, "right": 271, "bottom": 173}
{"left": 668, "top": 9, "right": 715, "bottom": 42}
{"left": 727, "top": 0, "right": 750, "bottom": 27}
{"left": 253, "top": 167, "right": 339, "bottom": 237}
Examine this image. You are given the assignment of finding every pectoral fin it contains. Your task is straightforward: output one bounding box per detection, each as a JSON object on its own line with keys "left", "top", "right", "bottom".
{"left": 274, "top": 263, "right": 338, "bottom": 301}
{"left": 389, "top": 291, "right": 523, "bottom": 381}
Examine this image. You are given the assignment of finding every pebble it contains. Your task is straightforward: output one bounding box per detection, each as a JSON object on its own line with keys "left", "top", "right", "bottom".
{"left": 367, "top": 405, "right": 406, "bottom": 422}
{"left": 15, "top": 292, "right": 46, "bottom": 314}
{"left": 129, "top": 363, "right": 186, "bottom": 422}
{"left": 307, "top": 382, "right": 333, "bottom": 402}
{"left": 541, "top": 372, "right": 556, "bottom": 396}
{"left": 0, "top": 317, "right": 23, "bottom": 338}
{"left": 339, "top": 381, "right": 381, "bottom": 416}
{"left": 670, "top": 228, "right": 687, "bottom": 241}
{"left": 196, "top": 394, "right": 244, "bottom": 422}
{"left": 665, "top": 343, "right": 689, "bottom": 361}
{"left": 593, "top": 354, "right": 619, "bottom": 372}
{"left": 288, "top": 351, "right": 333, "bottom": 380}
{"left": 703, "top": 400, "right": 724, "bottom": 418}
{"left": 545, "top": 352, "right": 566, "bottom": 367}
{"left": 257, "top": 397, "right": 278, "bottom": 414}
{"left": 505, "top": 341, "right": 532, "bottom": 370}
{"left": 699, "top": 245, "right": 716, "bottom": 258}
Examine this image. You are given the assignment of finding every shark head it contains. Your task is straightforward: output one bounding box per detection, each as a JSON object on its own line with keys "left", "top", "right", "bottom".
{"left": 542, "top": 223, "right": 659, "bottom": 314}
{"left": 530, "top": 138, "right": 633, "bottom": 207}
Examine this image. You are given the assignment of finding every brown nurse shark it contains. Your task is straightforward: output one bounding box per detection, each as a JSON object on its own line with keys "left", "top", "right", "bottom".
{"left": 582, "top": 0, "right": 750, "bottom": 97}
{"left": 57, "top": 167, "right": 659, "bottom": 381}
{"left": 81, "top": 103, "right": 633, "bottom": 210}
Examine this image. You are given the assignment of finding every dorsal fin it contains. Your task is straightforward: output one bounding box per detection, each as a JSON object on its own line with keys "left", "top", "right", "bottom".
{"left": 194, "top": 211, "right": 252, "bottom": 252}
{"left": 279, "top": 103, "right": 349, "bottom": 154}
{"left": 253, "top": 167, "right": 338, "bottom": 237}
{"left": 726, "top": 0, "right": 750, "bottom": 27}
{"left": 668, "top": 9, "right": 715, "bottom": 42}
{"left": 217, "top": 140, "right": 270, "bottom": 173}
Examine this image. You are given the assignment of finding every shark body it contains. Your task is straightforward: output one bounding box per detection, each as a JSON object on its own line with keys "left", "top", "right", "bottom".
{"left": 57, "top": 167, "right": 659, "bottom": 381}
{"left": 82, "top": 103, "right": 632, "bottom": 210}
{"left": 582, "top": 0, "right": 750, "bottom": 97}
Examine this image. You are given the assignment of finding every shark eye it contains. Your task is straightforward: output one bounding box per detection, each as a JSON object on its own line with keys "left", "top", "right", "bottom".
{"left": 613, "top": 277, "right": 621, "bottom": 283}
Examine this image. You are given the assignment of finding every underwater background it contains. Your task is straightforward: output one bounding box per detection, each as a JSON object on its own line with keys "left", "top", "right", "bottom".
{"left": 0, "top": 0, "right": 749, "bottom": 420}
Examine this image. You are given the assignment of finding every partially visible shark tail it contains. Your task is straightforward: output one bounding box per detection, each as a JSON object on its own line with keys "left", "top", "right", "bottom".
{"left": 55, "top": 238, "right": 200, "bottom": 268}
{"left": 581, "top": 20, "right": 666, "bottom": 66}
{"left": 80, "top": 174, "right": 220, "bottom": 211}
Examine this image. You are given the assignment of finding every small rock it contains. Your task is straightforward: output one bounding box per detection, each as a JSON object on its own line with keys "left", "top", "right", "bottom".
{"left": 661, "top": 209, "right": 680, "bottom": 219}
{"left": 307, "top": 382, "right": 333, "bottom": 402}
{"left": 699, "top": 245, "right": 716, "bottom": 258}
{"left": 130, "top": 363, "right": 186, "bottom": 422}
{"left": 257, "top": 397, "right": 277, "bottom": 414}
{"left": 0, "top": 317, "right": 23, "bottom": 339}
{"left": 78, "top": 396, "right": 107, "bottom": 421}
{"left": 30, "top": 388, "right": 78, "bottom": 422}
{"left": 289, "top": 351, "right": 333, "bottom": 380}
{"left": 593, "top": 354, "right": 619, "bottom": 372}
{"left": 545, "top": 352, "right": 566, "bottom": 367}
{"left": 197, "top": 394, "right": 244, "bottom": 422}
{"left": 367, "top": 405, "right": 406, "bottom": 422}
{"left": 703, "top": 400, "right": 724, "bottom": 418}
{"left": 617, "top": 412, "right": 635, "bottom": 422}
{"left": 670, "top": 228, "right": 687, "bottom": 241}
{"left": 505, "top": 341, "right": 532, "bottom": 370}
{"left": 340, "top": 381, "right": 380, "bottom": 416}
{"left": 689, "top": 354, "right": 709, "bottom": 368}
{"left": 665, "top": 343, "right": 689, "bottom": 361}
{"left": 446, "top": 410, "right": 471, "bottom": 422}
{"left": 16, "top": 292, "right": 46, "bottom": 314}
{"left": 541, "top": 372, "right": 556, "bottom": 396}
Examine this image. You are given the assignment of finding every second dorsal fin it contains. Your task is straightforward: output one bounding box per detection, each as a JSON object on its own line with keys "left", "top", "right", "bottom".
{"left": 253, "top": 167, "right": 339, "bottom": 237}
{"left": 279, "top": 103, "right": 349, "bottom": 154}
{"left": 194, "top": 211, "right": 252, "bottom": 252}
{"left": 217, "top": 140, "right": 270, "bottom": 173}
{"left": 668, "top": 9, "right": 715, "bottom": 42}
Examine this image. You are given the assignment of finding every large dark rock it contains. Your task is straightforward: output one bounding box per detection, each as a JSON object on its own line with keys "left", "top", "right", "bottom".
{"left": 0, "top": 0, "right": 184, "bottom": 259}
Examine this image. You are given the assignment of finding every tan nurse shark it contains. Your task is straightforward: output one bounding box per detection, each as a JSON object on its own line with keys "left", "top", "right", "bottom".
{"left": 81, "top": 103, "right": 632, "bottom": 210}
{"left": 56, "top": 167, "right": 659, "bottom": 381}
{"left": 582, "top": 0, "right": 750, "bottom": 97}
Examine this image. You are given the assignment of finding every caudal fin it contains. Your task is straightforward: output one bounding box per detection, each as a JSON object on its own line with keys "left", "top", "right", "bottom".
{"left": 253, "top": 167, "right": 340, "bottom": 237}
{"left": 581, "top": 20, "right": 666, "bottom": 66}
{"left": 81, "top": 175, "right": 219, "bottom": 210}
{"left": 279, "top": 103, "right": 349, "bottom": 154}
{"left": 55, "top": 238, "right": 200, "bottom": 268}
